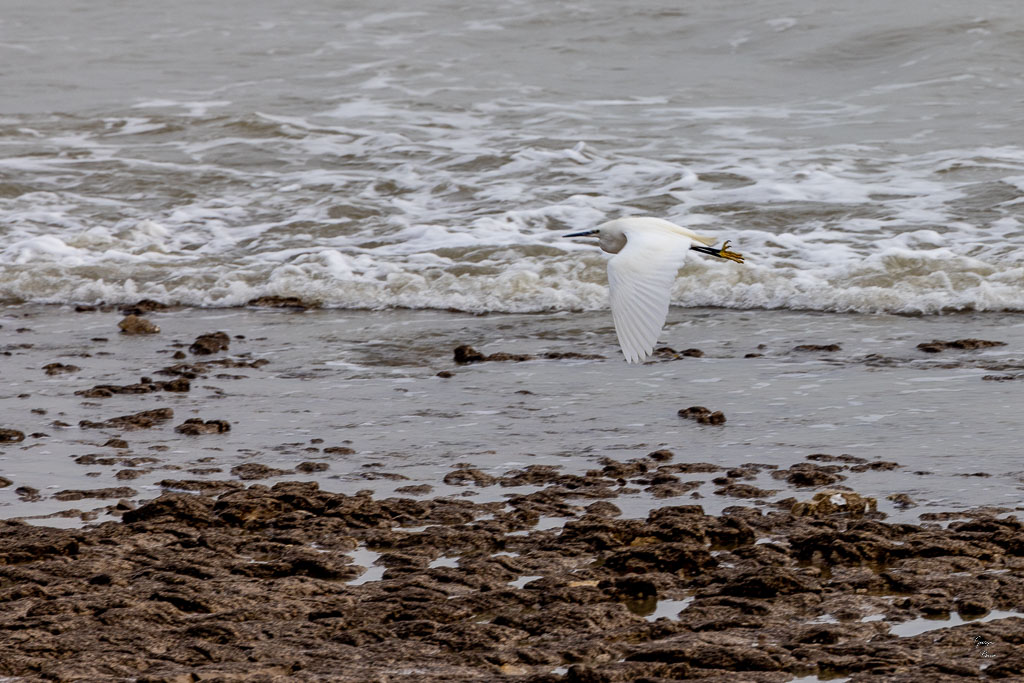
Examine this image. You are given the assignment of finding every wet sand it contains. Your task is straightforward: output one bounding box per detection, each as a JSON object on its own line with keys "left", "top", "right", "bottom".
{"left": 1, "top": 303, "right": 1024, "bottom": 680}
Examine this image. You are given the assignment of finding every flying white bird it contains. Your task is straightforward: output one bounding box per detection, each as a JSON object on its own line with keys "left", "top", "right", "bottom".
{"left": 565, "top": 216, "right": 744, "bottom": 364}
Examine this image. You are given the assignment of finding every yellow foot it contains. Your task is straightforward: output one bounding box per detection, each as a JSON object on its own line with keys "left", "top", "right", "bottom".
{"left": 718, "top": 240, "right": 745, "bottom": 264}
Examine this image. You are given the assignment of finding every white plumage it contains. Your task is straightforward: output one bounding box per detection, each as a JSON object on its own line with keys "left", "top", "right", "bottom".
{"left": 565, "top": 217, "right": 744, "bottom": 364}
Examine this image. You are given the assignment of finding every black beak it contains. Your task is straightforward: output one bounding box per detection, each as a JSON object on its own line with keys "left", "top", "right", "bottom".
{"left": 564, "top": 229, "right": 599, "bottom": 238}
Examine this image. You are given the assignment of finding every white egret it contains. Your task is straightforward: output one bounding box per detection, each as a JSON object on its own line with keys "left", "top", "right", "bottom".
{"left": 565, "top": 216, "right": 744, "bottom": 364}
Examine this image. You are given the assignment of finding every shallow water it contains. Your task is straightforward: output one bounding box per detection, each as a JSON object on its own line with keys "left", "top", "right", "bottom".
{"left": 887, "top": 610, "right": 1024, "bottom": 638}
{"left": 347, "top": 546, "right": 387, "bottom": 586}
{"left": 1, "top": 305, "right": 1022, "bottom": 524}
{"left": 3, "top": 0, "right": 1024, "bottom": 313}
{"left": 626, "top": 595, "right": 695, "bottom": 622}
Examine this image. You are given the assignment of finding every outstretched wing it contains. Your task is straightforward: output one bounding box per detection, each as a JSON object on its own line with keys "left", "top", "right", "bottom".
{"left": 606, "top": 229, "right": 691, "bottom": 363}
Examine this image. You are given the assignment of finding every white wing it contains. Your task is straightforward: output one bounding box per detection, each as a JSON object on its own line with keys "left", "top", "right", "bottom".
{"left": 606, "top": 229, "right": 691, "bottom": 363}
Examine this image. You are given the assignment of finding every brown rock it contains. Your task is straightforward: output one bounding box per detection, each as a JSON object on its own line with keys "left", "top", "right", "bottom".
{"left": 443, "top": 468, "right": 496, "bottom": 486}
{"left": 604, "top": 542, "right": 715, "bottom": 575}
{"left": 117, "top": 315, "right": 160, "bottom": 334}
{"left": 453, "top": 345, "right": 532, "bottom": 363}
{"left": 677, "top": 406, "right": 726, "bottom": 425}
{"left": 585, "top": 501, "right": 621, "bottom": 517}
{"left": 189, "top": 331, "right": 230, "bottom": 355}
{"left": 887, "top": 493, "right": 917, "bottom": 508}
{"left": 163, "top": 377, "right": 191, "bottom": 392}
{"left": 53, "top": 486, "right": 137, "bottom": 501}
{"left": 175, "top": 418, "right": 231, "bottom": 435}
{"left": 793, "top": 343, "right": 841, "bottom": 352}
{"left": 157, "top": 357, "right": 268, "bottom": 378}
{"left": 246, "top": 296, "right": 315, "bottom": 309}
{"left": 647, "top": 449, "right": 674, "bottom": 462}
{"left": 806, "top": 453, "right": 866, "bottom": 464}
{"left": 627, "top": 635, "right": 785, "bottom": 670}
{"left": 0, "top": 428, "right": 26, "bottom": 443}
{"left": 121, "top": 492, "right": 215, "bottom": 525}
{"left": 454, "top": 345, "right": 486, "bottom": 363}
{"left": 230, "top": 463, "right": 289, "bottom": 480}
{"left": 714, "top": 483, "right": 777, "bottom": 499}
{"left": 76, "top": 377, "right": 190, "bottom": 398}
{"left": 720, "top": 565, "right": 822, "bottom": 597}
{"left": 540, "top": 351, "right": 605, "bottom": 360}
{"left": 42, "top": 362, "right": 80, "bottom": 375}
{"left": 849, "top": 460, "right": 900, "bottom": 473}
{"left": 652, "top": 346, "right": 704, "bottom": 359}
{"left": 484, "top": 351, "right": 533, "bottom": 362}
{"left": 917, "top": 338, "right": 1006, "bottom": 353}
{"left": 647, "top": 481, "right": 702, "bottom": 498}
{"left": 158, "top": 479, "right": 242, "bottom": 494}
{"left": 599, "top": 458, "right": 648, "bottom": 479}
{"left": 121, "top": 299, "right": 168, "bottom": 315}
{"left": 661, "top": 462, "right": 722, "bottom": 473}
{"left": 393, "top": 484, "right": 432, "bottom": 496}
{"left": 770, "top": 463, "right": 846, "bottom": 488}
{"left": 79, "top": 408, "right": 174, "bottom": 431}
{"left": 792, "top": 490, "right": 878, "bottom": 518}
{"left": 498, "top": 465, "right": 565, "bottom": 486}
{"left": 15, "top": 486, "right": 41, "bottom": 501}
{"left": 75, "top": 454, "right": 119, "bottom": 466}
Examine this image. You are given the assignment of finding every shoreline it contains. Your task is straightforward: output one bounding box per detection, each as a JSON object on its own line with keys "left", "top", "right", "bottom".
{"left": 2, "top": 303, "right": 1024, "bottom": 526}
{"left": 1, "top": 303, "right": 1024, "bottom": 680}
{"left": 6, "top": 298, "right": 1024, "bottom": 317}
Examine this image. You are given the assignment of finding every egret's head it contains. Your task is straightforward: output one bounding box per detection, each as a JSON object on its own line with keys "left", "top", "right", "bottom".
{"left": 563, "top": 220, "right": 627, "bottom": 254}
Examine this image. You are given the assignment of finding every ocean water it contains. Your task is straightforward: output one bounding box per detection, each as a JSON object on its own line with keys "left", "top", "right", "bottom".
{"left": 2, "top": 0, "right": 1024, "bottom": 314}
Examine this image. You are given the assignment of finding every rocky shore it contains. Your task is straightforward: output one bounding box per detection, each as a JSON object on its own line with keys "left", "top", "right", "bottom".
{"left": 3, "top": 305, "right": 1024, "bottom": 681}
{"left": 2, "top": 464, "right": 1023, "bottom": 682}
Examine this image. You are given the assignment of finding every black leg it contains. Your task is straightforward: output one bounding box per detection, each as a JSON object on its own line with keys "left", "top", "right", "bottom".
{"left": 690, "top": 241, "right": 745, "bottom": 263}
